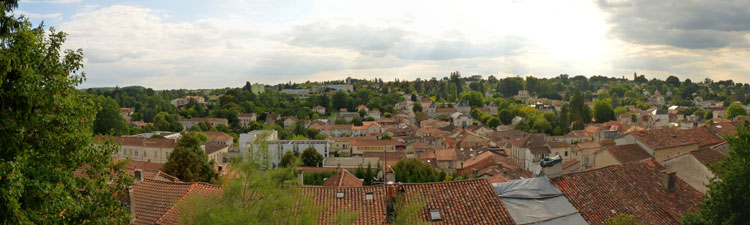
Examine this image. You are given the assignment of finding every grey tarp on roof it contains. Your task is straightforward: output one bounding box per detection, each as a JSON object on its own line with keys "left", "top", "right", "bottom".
{"left": 492, "top": 177, "right": 588, "bottom": 225}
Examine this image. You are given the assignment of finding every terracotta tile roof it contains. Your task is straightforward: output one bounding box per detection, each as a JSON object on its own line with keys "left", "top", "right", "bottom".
{"left": 709, "top": 122, "right": 737, "bottom": 137}
{"left": 631, "top": 127, "right": 724, "bottom": 150}
{"left": 300, "top": 185, "right": 386, "bottom": 224}
{"left": 296, "top": 166, "right": 352, "bottom": 174}
{"left": 202, "top": 131, "right": 233, "bottom": 141}
{"left": 94, "top": 136, "right": 177, "bottom": 149}
{"left": 563, "top": 159, "right": 580, "bottom": 169}
{"left": 606, "top": 144, "right": 652, "bottom": 164}
{"left": 131, "top": 179, "right": 221, "bottom": 225}
{"left": 689, "top": 148, "right": 725, "bottom": 166}
{"left": 399, "top": 179, "right": 516, "bottom": 225}
{"left": 204, "top": 143, "right": 229, "bottom": 155}
{"left": 238, "top": 113, "right": 255, "bottom": 118}
{"left": 322, "top": 169, "right": 363, "bottom": 187}
{"left": 435, "top": 149, "right": 455, "bottom": 161}
{"left": 349, "top": 139, "right": 400, "bottom": 146}
{"left": 551, "top": 160, "right": 702, "bottom": 225}
{"left": 547, "top": 141, "right": 571, "bottom": 149}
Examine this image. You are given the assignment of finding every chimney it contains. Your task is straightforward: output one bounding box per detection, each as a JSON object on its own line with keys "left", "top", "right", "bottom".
{"left": 127, "top": 186, "right": 137, "bottom": 222}
{"left": 385, "top": 166, "right": 396, "bottom": 223}
{"left": 297, "top": 171, "right": 304, "bottom": 184}
{"left": 134, "top": 169, "right": 143, "bottom": 183}
{"left": 661, "top": 170, "right": 676, "bottom": 192}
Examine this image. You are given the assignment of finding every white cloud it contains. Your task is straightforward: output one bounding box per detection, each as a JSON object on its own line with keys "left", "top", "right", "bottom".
{"left": 15, "top": 10, "right": 62, "bottom": 19}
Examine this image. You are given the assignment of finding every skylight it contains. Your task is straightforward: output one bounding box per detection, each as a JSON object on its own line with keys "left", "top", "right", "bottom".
{"left": 336, "top": 192, "right": 344, "bottom": 199}
{"left": 429, "top": 209, "right": 442, "bottom": 221}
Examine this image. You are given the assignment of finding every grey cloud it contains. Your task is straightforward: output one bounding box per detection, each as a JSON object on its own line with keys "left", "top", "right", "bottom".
{"left": 284, "top": 22, "right": 527, "bottom": 61}
{"left": 597, "top": 0, "right": 750, "bottom": 49}
{"left": 246, "top": 52, "right": 348, "bottom": 78}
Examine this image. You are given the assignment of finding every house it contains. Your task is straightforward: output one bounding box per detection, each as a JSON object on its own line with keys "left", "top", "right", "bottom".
{"left": 435, "top": 149, "right": 456, "bottom": 170}
{"left": 457, "top": 150, "right": 530, "bottom": 180}
{"left": 311, "top": 124, "right": 354, "bottom": 137}
{"left": 178, "top": 117, "right": 229, "bottom": 129}
{"left": 551, "top": 160, "right": 702, "bottom": 225}
{"left": 337, "top": 112, "right": 359, "bottom": 122}
{"left": 450, "top": 112, "right": 472, "bottom": 128}
{"left": 204, "top": 142, "right": 230, "bottom": 165}
{"left": 548, "top": 141, "right": 577, "bottom": 163}
{"left": 574, "top": 142, "right": 601, "bottom": 169}
{"left": 313, "top": 105, "right": 326, "bottom": 115}
{"left": 348, "top": 139, "right": 402, "bottom": 155}
{"left": 398, "top": 179, "right": 516, "bottom": 224}
{"left": 420, "top": 119, "right": 450, "bottom": 129}
{"left": 617, "top": 113, "right": 633, "bottom": 126}
{"left": 593, "top": 144, "right": 652, "bottom": 168}
{"left": 664, "top": 148, "right": 725, "bottom": 193}
{"left": 713, "top": 109, "right": 727, "bottom": 119}
{"left": 486, "top": 102, "right": 498, "bottom": 115}
{"left": 508, "top": 134, "right": 550, "bottom": 171}
{"left": 455, "top": 101, "right": 471, "bottom": 114}
{"left": 97, "top": 136, "right": 177, "bottom": 164}
{"left": 280, "top": 89, "right": 311, "bottom": 98}
{"left": 465, "top": 125, "right": 493, "bottom": 137}
{"left": 615, "top": 127, "right": 725, "bottom": 163}
{"left": 130, "top": 121, "right": 153, "bottom": 129}
{"left": 491, "top": 177, "right": 588, "bottom": 224}
{"left": 121, "top": 107, "right": 134, "bottom": 121}
{"left": 356, "top": 104, "right": 369, "bottom": 112}
{"left": 283, "top": 116, "right": 298, "bottom": 128}
{"left": 451, "top": 129, "right": 492, "bottom": 149}
{"left": 516, "top": 90, "right": 530, "bottom": 98}
{"left": 202, "top": 131, "right": 234, "bottom": 146}
{"left": 426, "top": 102, "right": 438, "bottom": 117}
{"left": 651, "top": 109, "right": 670, "bottom": 128}
{"left": 321, "top": 168, "right": 363, "bottom": 187}
{"left": 130, "top": 179, "right": 221, "bottom": 225}
{"left": 238, "top": 113, "right": 256, "bottom": 128}
{"left": 367, "top": 109, "right": 381, "bottom": 120}
{"left": 265, "top": 113, "right": 280, "bottom": 126}
{"left": 170, "top": 96, "right": 205, "bottom": 108}
{"left": 237, "top": 130, "right": 332, "bottom": 167}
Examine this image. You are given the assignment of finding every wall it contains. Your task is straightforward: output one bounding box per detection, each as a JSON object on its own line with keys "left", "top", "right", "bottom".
{"left": 664, "top": 154, "right": 714, "bottom": 193}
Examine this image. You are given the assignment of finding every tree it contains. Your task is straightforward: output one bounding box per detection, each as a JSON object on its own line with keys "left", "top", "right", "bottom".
{"left": 460, "top": 91, "right": 485, "bottom": 108}
{"left": 351, "top": 116, "right": 363, "bottom": 126}
{"left": 606, "top": 214, "right": 643, "bottom": 225}
{"left": 153, "top": 112, "right": 183, "bottom": 131}
{"left": 666, "top": 75, "right": 680, "bottom": 87}
{"left": 499, "top": 109, "right": 513, "bottom": 125}
{"left": 162, "top": 132, "right": 216, "bottom": 183}
{"left": 332, "top": 91, "right": 349, "bottom": 111}
{"left": 594, "top": 99, "right": 615, "bottom": 122}
{"left": 725, "top": 103, "right": 747, "bottom": 119}
{"left": 681, "top": 121, "right": 750, "bottom": 225}
{"left": 301, "top": 147, "right": 323, "bottom": 167}
{"left": 393, "top": 159, "right": 440, "bottom": 183}
{"left": 1, "top": 4, "right": 132, "bottom": 223}
{"left": 279, "top": 151, "right": 296, "bottom": 168}
{"left": 412, "top": 101, "right": 422, "bottom": 112}
{"left": 487, "top": 117, "right": 501, "bottom": 129}
{"left": 93, "top": 96, "right": 130, "bottom": 135}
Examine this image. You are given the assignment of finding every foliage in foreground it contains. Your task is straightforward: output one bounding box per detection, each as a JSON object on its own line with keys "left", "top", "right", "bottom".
{"left": 680, "top": 121, "right": 750, "bottom": 224}
{"left": 162, "top": 132, "right": 216, "bottom": 183}
{"left": 1, "top": 2, "right": 131, "bottom": 223}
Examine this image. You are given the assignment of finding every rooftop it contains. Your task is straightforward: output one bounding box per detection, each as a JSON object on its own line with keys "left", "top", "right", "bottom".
{"left": 551, "top": 160, "right": 702, "bottom": 225}
{"left": 606, "top": 144, "right": 652, "bottom": 164}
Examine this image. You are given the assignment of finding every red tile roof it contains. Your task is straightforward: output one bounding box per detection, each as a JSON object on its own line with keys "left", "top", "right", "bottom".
{"left": 606, "top": 144, "right": 652, "bottom": 164}
{"left": 202, "top": 131, "right": 233, "bottom": 141}
{"left": 689, "top": 148, "right": 725, "bottom": 166}
{"left": 399, "top": 179, "right": 516, "bottom": 225}
{"left": 300, "top": 185, "right": 387, "bottom": 224}
{"left": 131, "top": 179, "right": 221, "bottom": 225}
{"left": 435, "top": 149, "right": 455, "bottom": 161}
{"left": 551, "top": 160, "right": 702, "bottom": 225}
{"left": 322, "top": 169, "right": 363, "bottom": 187}
{"left": 631, "top": 127, "right": 724, "bottom": 150}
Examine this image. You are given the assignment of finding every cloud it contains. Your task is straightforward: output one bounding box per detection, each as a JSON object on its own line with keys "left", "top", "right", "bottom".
{"left": 597, "top": 0, "right": 750, "bottom": 49}
{"left": 15, "top": 10, "right": 62, "bottom": 19}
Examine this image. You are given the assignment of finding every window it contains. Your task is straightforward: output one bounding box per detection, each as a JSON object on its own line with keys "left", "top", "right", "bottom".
{"left": 336, "top": 192, "right": 345, "bottom": 199}
{"left": 565, "top": 151, "right": 568, "bottom": 157}
{"left": 429, "top": 209, "right": 442, "bottom": 221}
{"left": 365, "top": 193, "right": 373, "bottom": 200}
{"left": 135, "top": 151, "right": 138, "bottom": 156}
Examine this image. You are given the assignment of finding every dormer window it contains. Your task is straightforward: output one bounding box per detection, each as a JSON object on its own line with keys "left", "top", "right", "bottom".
{"left": 429, "top": 209, "right": 442, "bottom": 221}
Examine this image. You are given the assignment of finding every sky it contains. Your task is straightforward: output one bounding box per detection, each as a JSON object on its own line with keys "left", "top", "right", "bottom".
{"left": 15, "top": 0, "right": 750, "bottom": 89}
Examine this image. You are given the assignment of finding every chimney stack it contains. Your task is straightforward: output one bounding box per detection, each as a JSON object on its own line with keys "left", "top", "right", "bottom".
{"left": 661, "top": 170, "right": 676, "bottom": 192}
{"left": 127, "top": 186, "right": 137, "bottom": 222}
{"left": 134, "top": 169, "right": 143, "bottom": 183}
{"left": 385, "top": 166, "right": 396, "bottom": 223}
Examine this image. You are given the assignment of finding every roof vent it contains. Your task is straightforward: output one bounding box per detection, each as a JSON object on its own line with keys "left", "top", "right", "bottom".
{"left": 429, "top": 209, "right": 442, "bottom": 221}
{"left": 336, "top": 192, "right": 345, "bottom": 199}
{"left": 134, "top": 169, "right": 143, "bottom": 183}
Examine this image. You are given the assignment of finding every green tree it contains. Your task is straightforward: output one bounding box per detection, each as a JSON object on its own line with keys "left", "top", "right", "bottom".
{"left": 279, "top": 151, "right": 296, "bottom": 168}
{"left": 499, "top": 109, "right": 513, "bottom": 125}
{"left": 666, "top": 75, "right": 680, "bottom": 87}
{"left": 393, "top": 159, "right": 440, "bottom": 183}
{"left": 412, "top": 101, "right": 422, "bottom": 112}
{"left": 153, "top": 111, "right": 183, "bottom": 131}
{"left": 162, "top": 132, "right": 216, "bottom": 183}
{"left": 725, "top": 103, "right": 747, "bottom": 119}
{"left": 351, "top": 116, "right": 363, "bottom": 126}
{"left": 606, "top": 214, "right": 643, "bottom": 225}
{"left": 93, "top": 96, "right": 130, "bottom": 135}
{"left": 0, "top": 3, "right": 132, "bottom": 222}
{"left": 301, "top": 147, "right": 323, "bottom": 167}
{"left": 594, "top": 99, "right": 615, "bottom": 122}
{"left": 681, "top": 121, "right": 750, "bottom": 225}
{"left": 460, "top": 91, "right": 485, "bottom": 108}
{"left": 487, "top": 117, "right": 501, "bottom": 129}
{"left": 332, "top": 91, "right": 349, "bottom": 111}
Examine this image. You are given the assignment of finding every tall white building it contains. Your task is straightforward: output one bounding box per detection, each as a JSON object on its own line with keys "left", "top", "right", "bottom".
{"left": 235, "top": 130, "right": 332, "bottom": 167}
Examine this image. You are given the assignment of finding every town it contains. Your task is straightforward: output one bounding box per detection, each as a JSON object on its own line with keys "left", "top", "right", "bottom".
{"left": 90, "top": 73, "right": 744, "bottom": 224}
{"left": 3, "top": 0, "right": 750, "bottom": 224}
